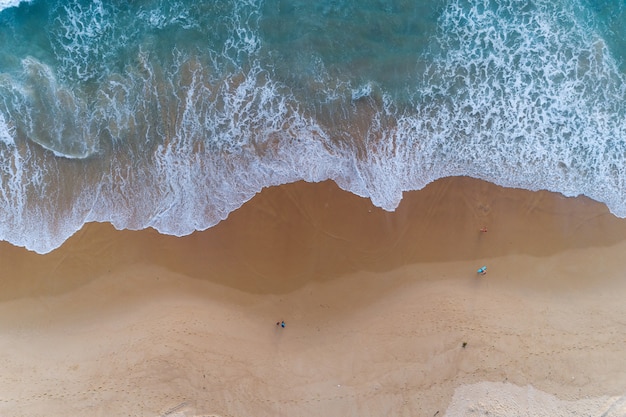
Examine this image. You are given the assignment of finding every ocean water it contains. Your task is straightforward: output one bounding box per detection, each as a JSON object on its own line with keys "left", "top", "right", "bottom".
{"left": 0, "top": 0, "right": 625, "bottom": 253}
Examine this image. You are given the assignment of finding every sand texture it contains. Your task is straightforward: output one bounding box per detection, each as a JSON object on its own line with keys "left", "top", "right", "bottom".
{"left": 0, "top": 177, "right": 625, "bottom": 416}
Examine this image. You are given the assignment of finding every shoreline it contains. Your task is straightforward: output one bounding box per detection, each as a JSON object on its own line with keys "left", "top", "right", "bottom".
{"left": 3, "top": 176, "right": 625, "bottom": 299}
{"left": 1, "top": 176, "right": 626, "bottom": 416}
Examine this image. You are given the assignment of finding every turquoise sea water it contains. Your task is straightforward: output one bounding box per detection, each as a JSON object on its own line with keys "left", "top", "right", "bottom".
{"left": 0, "top": 0, "right": 625, "bottom": 253}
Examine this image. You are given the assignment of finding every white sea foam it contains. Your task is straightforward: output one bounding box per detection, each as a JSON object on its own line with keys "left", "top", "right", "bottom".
{"left": 84, "top": 56, "right": 348, "bottom": 239}
{"left": 3, "top": 0, "right": 626, "bottom": 254}
{"left": 0, "top": 113, "right": 14, "bottom": 146}
{"left": 234, "top": 0, "right": 626, "bottom": 216}
{"left": 369, "top": 0, "right": 626, "bottom": 215}
{"left": 49, "top": 0, "right": 139, "bottom": 82}
{"left": 20, "top": 57, "right": 99, "bottom": 158}
{"left": 351, "top": 82, "right": 374, "bottom": 101}
{"left": 0, "top": 0, "right": 30, "bottom": 14}
{"left": 137, "top": 0, "right": 197, "bottom": 30}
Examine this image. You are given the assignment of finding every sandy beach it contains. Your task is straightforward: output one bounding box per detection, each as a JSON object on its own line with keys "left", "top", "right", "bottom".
{"left": 1, "top": 176, "right": 626, "bottom": 417}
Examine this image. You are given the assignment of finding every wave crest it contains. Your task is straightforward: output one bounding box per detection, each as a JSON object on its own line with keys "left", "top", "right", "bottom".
{"left": 1, "top": 0, "right": 626, "bottom": 253}
{"left": 0, "top": 0, "right": 30, "bottom": 14}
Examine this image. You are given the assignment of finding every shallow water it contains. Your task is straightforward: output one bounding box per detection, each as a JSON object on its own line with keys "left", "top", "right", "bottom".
{"left": 0, "top": 0, "right": 625, "bottom": 253}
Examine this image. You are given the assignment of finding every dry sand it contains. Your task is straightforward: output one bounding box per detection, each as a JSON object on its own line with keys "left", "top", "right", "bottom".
{"left": 0, "top": 176, "right": 625, "bottom": 416}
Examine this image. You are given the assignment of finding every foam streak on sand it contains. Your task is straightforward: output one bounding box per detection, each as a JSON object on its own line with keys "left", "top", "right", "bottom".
{"left": 445, "top": 382, "right": 626, "bottom": 417}
{"left": 0, "top": 178, "right": 626, "bottom": 416}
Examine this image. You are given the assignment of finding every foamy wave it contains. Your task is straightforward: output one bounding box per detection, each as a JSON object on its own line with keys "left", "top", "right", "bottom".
{"left": 0, "top": 113, "right": 14, "bottom": 146}
{"left": 48, "top": 0, "right": 137, "bottom": 82}
{"left": 347, "top": 0, "right": 626, "bottom": 215}
{"left": 414, "top": 0, "right": 626, "bottom": 216}
{"left": 237, "top": 0, "right": 626, "bottom": 216}
{"left": 2, "top": 0, "right": 626, "bottom": 253}
{"left": 0, "top": 0, "right": 30, "bottom": 14}
{"left": 18, "top": 57, "right": 98, "bottom": 158}
{"left": 137, "top": 0, "right": 198, "bottom": 30}
{"left": 83, "top": 57, "right": 348, "bottom": 238}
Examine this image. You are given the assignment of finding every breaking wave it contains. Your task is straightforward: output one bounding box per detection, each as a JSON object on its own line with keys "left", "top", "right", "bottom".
{"left": 0, "top": 0, "right": 625, "bottom": 253}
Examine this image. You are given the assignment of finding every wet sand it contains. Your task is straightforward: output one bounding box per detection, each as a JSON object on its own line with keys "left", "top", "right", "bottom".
{"left": 1, "top": 176, "right": 625, "bottom": 416}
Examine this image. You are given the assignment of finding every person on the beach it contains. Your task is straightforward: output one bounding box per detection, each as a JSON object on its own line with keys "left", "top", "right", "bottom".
{"left": 480, "top": 226, "right": 488, "bottom": 233}
{"left": 477, "top": 266, "right": 487, "bottom": 275}
{"left": 276, "top": 320, "right": 285, "bottom": 328}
